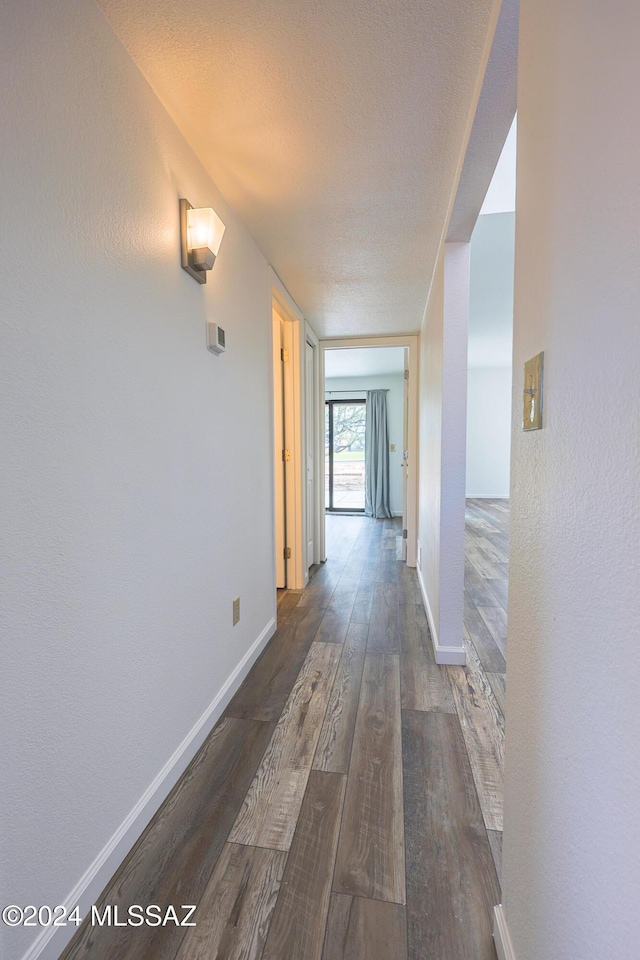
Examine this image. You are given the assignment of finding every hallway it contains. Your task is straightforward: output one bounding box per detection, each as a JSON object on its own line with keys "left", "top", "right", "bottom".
{"left": 63, "top": 514, "right": 504, "bottom": 960}
{"left": 5, "top": 3, "right": 638, "bottom": 957}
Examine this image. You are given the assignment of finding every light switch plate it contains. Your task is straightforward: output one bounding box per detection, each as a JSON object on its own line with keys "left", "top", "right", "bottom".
{"left": 523, "top": 352, "right": 544, "bottom": 431}
{"left": 207, "top": 321, "right": 226, "bottom": 355}
{"left": 232, "top": 597, "right": 240, "bottom": 625}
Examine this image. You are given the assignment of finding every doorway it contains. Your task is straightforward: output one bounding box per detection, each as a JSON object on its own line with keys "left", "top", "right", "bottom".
{"left": 325, "top": 399, "right": 366, "bottom": 512}
{"left": 271, "top": 275, "right": 321, "bottom": 593}
{"left": 462, "top": 114, "right": 516, "bottom": 708}
{"left": 321, "top": 339, "right": 419, "bottom": 566}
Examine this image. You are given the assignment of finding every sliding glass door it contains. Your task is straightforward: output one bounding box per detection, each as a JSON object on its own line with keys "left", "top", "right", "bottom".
{"left": 325, "top": 400, "right": 366, "bottom": 512}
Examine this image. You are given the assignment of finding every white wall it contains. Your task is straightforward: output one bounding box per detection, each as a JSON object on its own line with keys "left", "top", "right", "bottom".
{"left": 325, "top": 374, "right": 405, "bottom": 516}
{"left": 466, "top": 366, "right": 512, "bottom": 498}
{"left": 417, "top": 244, "right": 469, "bottom": 663}
{"left": 468, "top": 213, "right": 515, "bottom": 368}
{"left": 480, "top": 114, "right": 517, "bottom": 216}
{"left": 0, "top": 4, "right": 277, "bottom": 959}
{"left": 500, "top": 2, "right": 640, "bottom": 959}
{"left": 466, "top": 209, "right": 514, "bottom": 500}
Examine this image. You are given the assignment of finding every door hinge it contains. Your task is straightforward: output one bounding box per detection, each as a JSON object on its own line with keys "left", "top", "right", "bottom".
{"left": 282, "top": 449, "right": 291, "bottom": 462}
{"left": 404, "top": 369, "right": 409, "bottom": 380}
{"left": 284, "top": 546, "right": 292, "bottom": 559}
{"left": 403, "top": 528, "right": 408, "bottom": 539}
{"left": 281, "top": 348, "right": 289, "bottom": 362}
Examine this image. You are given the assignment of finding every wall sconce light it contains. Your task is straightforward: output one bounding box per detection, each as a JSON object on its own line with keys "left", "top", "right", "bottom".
{"left": 179, "top": 199, "right": 226, "bottom": 284}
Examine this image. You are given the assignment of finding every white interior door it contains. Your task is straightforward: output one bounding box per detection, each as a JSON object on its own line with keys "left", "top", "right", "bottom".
{"left": 273, "top": 313, "right": 286, "bottom": 588}
{"left": 305, "top": 340, "right": 315, "bottom": 570}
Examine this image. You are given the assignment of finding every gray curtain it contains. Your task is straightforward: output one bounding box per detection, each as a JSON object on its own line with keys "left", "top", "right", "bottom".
{"left": 364, "top": 389, "right": 392, "bottom": 518}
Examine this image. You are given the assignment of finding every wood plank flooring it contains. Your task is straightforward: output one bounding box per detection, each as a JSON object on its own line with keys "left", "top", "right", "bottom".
{"left": 333, "top": 652, "right": 405, "bottom": 903}
{"left": 228, "top": 641, "right": 342, "bottom": 851}
{"left": 175, "top": 843, "right": 286, "bottom": 960}
{"left": 403, "top": 710, "right": 501, "bottom": 960}
{"left": 313, "top": 622, "right": 368, "bottom": 774}
{"left": 400, "top": 600, "right": 457, "bottom": 714}
{"left": 61, "top": 503, "right": 508, "bottom": 960}
{"left": 322, "top": 894, "right": 408, "bottom": 960}
{"left": 262, "top": 770, "right": 346, "bottom": 960}
{"left": 460, "top": 498, "right": 509, "bottom": 871}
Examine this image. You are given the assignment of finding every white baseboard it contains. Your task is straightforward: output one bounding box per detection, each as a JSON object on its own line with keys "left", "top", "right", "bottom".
{"left": 493, "top": 904, "right": 517, "bottom": 960}
{"left": 416, "top": 553, "right": 466, "bottom": 666}
{"left": 22, "top": 618, "right": 277, "bottom": 960}
{"left": 432, "top": 640, "right": 466, "bottom": 665}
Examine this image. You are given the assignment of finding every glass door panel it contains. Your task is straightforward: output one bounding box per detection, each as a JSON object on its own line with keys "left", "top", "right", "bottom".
{"left": 325, "top": 400, "right": 366, "bottom": 512}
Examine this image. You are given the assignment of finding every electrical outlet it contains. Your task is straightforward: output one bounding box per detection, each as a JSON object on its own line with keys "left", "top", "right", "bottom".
{"left": 233, "top": 597, "right": 240, "bottom": 626}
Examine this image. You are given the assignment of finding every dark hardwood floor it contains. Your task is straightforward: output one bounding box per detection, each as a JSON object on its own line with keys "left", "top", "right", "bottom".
{"left": 62, "top": 504, "right": 508, "bottom": 960}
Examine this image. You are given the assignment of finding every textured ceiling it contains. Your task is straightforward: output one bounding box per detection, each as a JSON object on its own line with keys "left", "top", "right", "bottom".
{"left": 99, "top": 0, "right": 500, "bottom": 337}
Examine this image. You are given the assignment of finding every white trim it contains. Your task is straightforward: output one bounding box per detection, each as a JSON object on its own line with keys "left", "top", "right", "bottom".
{"left": 270, "top": 266, "right": 308, "bottom": 590}
{"left": 493, "top": 904, "right": 517, "bottom": 960}
{"left": 22, "top": 618, "right": 276, "bottom": 960}
{"left": 305, "top": 321, "right": 323, "bottom": 569}
{"left": 269, "top": 267, "right": 304, "bottom": 322}
{"left": 270, "top": 270, "right": 318, "bottom": 591}
{"left": 273, "top": 298, "right": 303, "bottom": 589}
{"left": 317, "top": 342, "right": 327, "bottom": 561}
{"left": 416, "top": 553, "right": 466, "bottom": 666}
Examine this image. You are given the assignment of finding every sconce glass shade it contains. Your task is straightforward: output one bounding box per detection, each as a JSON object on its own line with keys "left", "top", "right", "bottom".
{"left": 187, "top": 206, "right": 225, "bottom": 260}
{"left": 180, "top": 199, "right": 225, "bottom": 283}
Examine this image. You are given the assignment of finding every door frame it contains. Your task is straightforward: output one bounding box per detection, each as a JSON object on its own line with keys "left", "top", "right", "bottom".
{"left": 320, "top": 335, "right": 419, "bottom": 566}
{"left": 273, "top": 311, "right": 286, "bottom": 588}
{"left": 304, "top": 329, "right": 322, "bottom": 572}
{"left": 402, "top": 346, "right": 410, "bottom": 562}
{"left": 271, "top": 269, "right": 321, "bottom": 590}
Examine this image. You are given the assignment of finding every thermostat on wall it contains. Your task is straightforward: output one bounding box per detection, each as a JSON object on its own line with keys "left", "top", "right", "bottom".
{"left": 206, "top": 321, "right": 226, "bottom": 355}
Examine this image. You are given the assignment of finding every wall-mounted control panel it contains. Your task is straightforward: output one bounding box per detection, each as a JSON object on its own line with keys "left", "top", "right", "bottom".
{"left": 207, "top": 321, "right": 226, "bottom": 355}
